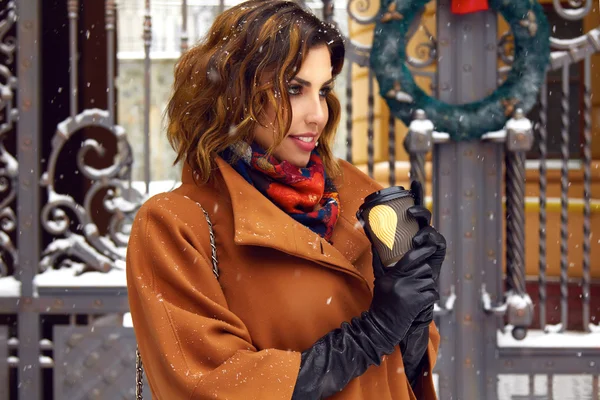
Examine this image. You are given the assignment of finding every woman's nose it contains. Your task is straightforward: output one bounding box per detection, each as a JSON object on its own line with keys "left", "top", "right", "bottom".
{"left": 305, "top": 95, "right": 327, "bottom": 128}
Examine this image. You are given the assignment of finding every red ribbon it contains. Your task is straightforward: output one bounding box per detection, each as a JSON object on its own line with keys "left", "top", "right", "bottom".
{"left": 451, "top": 0, "right": 489, "bottom": 14}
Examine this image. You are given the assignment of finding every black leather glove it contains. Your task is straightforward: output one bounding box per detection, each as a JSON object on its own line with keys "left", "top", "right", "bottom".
{"left": 291, "top": 244, "right": 439, "bottom": 400}
{"left": 373, "top": 219, "right": 442, "bottom": 389}
{"left": 408, "top": 210, "right": 446, "bottom": 282}
{"left": 408, "top": 180, "right": 446, "bottom": 282}
{"left": 399, "top": 302, "right": 433, "bottom": 388}
{"left": 398, "top": 181, "right": 447, "bottom": 389}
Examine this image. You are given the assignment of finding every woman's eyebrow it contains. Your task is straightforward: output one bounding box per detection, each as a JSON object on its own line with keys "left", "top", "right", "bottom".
{"left": 292, "top": 77, "right": 334, "bottom": 87}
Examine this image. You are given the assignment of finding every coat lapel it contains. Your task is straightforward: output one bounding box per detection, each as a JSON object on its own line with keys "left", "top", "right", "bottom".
{"left": 212, "top": 157, "right": 372, "bottom": 285}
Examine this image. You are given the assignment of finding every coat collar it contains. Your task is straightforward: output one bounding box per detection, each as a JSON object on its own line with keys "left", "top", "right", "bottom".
{"left": 182, "top": 157, "right": 375, "bottom": 284}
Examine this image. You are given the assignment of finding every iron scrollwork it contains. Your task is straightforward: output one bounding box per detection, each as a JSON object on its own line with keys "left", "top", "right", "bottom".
{"left": 0, "top": 1, "right": 17, "bottom": 277}
{"left": 406, "top": 24, "right": 436, "bottom": 69}
{"left": 40, "top": 109, "right": 144, "bottom": 274}
{"left": 499, "top": 0, "right": 598, "bottom": 73}
{"left": 345, "top": 0, "right": 434, "bottom": 72}
{"left": 549, "top": 26, "right": 600, "bottom": 70}
{"left": 497, "top": 31, "right": 514, "bottom": 66}
{"left": 347, "top": 0, "right": 378, "bottom": 24}
{"left": 552, "top": 0, "right": 592, "bottom": 21}
{"left": 496, "top": 31, "right": 514, "bottom": 83}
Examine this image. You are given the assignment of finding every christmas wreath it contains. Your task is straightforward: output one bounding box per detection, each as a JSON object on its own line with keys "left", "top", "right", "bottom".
{"left": 370, "top": 0, "right": 550, "bottom": 141}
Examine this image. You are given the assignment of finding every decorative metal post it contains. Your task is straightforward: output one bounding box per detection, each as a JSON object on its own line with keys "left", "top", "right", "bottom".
{"left": 433, "top": 1, "right": 502, "bottom": 398}
{"left": 504, "top": 109, "right": 535, "bottom": 340}
{"left": 17, "top": 0, "right": 42, "bottom": 398}
{"left": 181, "top": 0, "right": 188, "bottom": 53}
{"left": 0, "top": 0, "right": 18, "bottom": 282}
{"left": 559, "top": 62, "right": 570, "bottom": 332}
{"left": 403, "top": 109, "right": 433, "bottom": 188}
{"left": 345, "top": 61, "right": 353, "bottom": 164}
{"left": 388, "top": 114, "right": 396, "bottom": 186}
{"left": 106, "top": 0, "right": 116, "bottom": 123}
{"left": 537, "top": 82, "right": 548, "bottom": 331}
{"left": 582, "top": 53, "right": 592, "bottom": 332}
{"left": 143, "top": 0, "right": 152, "bottom": 195}
{"left": 367, "top": 71, "right": 375, "bottom": 178}
{"left": 322, "top": 0, "right": 334, "bottom": 23}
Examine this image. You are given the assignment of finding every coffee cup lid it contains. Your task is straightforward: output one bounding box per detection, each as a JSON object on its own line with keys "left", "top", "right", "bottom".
{"left": 356, "top": 186, "right": 414, "bottom": 223}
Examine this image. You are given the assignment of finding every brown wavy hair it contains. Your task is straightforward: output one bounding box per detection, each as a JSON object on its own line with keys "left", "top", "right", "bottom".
{"left": 166, "top": 0, "right": 345, "bottom": 183}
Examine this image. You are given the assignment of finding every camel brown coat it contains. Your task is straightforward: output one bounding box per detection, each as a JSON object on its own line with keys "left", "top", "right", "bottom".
{"left": 127, "top": 156, "right": 439, "bottom": 400}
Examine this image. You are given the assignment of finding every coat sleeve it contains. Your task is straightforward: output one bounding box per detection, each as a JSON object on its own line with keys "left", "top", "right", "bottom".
{"left": 126, "top": 195, "right": 301, "bottom": 400}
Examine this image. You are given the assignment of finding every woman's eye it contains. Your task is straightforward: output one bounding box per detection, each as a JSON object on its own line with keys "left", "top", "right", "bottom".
{"left": 319, "top": 87, "right": 333, "bottom": 97}
{"left": 287, "top": 85, "right": 302, "bottom": 96}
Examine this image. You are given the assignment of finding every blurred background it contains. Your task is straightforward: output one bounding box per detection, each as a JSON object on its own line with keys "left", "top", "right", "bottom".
{"left": 0, "top": 0, "right": 599, "bottom": 398}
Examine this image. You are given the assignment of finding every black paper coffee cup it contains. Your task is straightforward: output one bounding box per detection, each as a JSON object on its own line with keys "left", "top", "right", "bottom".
{"left": 357, "top": 185, "right": 420, "bottom": 267}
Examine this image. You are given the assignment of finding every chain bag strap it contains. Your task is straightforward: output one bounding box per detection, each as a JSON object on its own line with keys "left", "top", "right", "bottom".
{"left": 135, "top": 201, "right": 218, "bottom": 400}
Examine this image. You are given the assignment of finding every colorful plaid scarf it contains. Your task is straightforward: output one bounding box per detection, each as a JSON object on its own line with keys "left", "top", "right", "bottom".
{"left": 221, "top": 141, "right": 340, "bottom": 242}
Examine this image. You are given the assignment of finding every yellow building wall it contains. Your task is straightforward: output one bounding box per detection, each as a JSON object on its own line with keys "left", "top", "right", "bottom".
{"left": 585, "top": 2, "right": 600, "bottom": 159}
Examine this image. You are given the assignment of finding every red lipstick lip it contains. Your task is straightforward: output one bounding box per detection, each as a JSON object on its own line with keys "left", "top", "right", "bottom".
{"left": 289, "top": 135, "right": 317, "bottom": 152}
{"left": 290, "top": 132, "right": 318, "bottom": 138}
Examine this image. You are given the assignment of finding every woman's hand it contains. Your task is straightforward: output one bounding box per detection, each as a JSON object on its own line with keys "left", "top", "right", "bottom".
{"left": 408, "top": 206, "right": 446, "bottom": 282}
{"left": 368, "top": 243, "right": 439, "bottom": 346}
{"left": 408, "top": 180, "right": 446, "bottom": 281}
{"left": 398, "top": 182, "right": 447, "bottom": 389}
{"left": 292, "top": 185, "right": 444, "bottom": 399}
{"left": 292, "top": 242, "right": 439, "bottom": 400}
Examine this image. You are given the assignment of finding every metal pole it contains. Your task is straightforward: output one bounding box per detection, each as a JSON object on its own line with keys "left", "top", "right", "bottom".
{"left": 538, "top": 82, "right": 548, "bottom": 331}
{"left": 504, "top": 110, "right": 535, "bottom": 340}
{"left": 505, "top": 146, "right": 514, "bottom": 292}
{"left": 582, "top": 54, "right": 592, "bottom": 332}
{"left": 506, "top": 150, "right": 527, "bottom": 297}
{"left": 322, "top": 0, "right": 334, "bottom": 23}
{"left": 143, "top": 0, "right": 152, "bottom": 195}
{"left": 404, "top": 109, "right": 432, "bottom": 190}
{"left": 367, "top": 70, "right": 374, "bottom": 178}
{"left": 17, "top": 0, "right": 42, "bottom": 397}
{"left": 68, "top": 0, "right": 78, "bottom": 119}
{"left": 528, "top": 374, "right": 535, "bottom": 397}
{"left": 0, "top": 327, "right": 7, "bottom": 400}
{"left": 433, "top": 0, "right": 500, "bottom": 398}
{"left": 434, "top": 2, "right": 457, "bottom": 396}
{"left": 479, "top": 9, "right": 504, "bottom": 392}
{"left": 559, "top": 62, "right": 570, "bottom": 332}
{"left": 181, "top": 0, "right": 188, "bottom": 53}
{"left": 409, "top": 153, "right": 426, "bottom": 186}
{"left": 345, "top": 63, "right": 353, "bottom": 163}
{"left": 367, "top": 69, "right": 375, "bottom": 178}
{"left": 106, "top": 0, "right": 116, "bottom": 124}
{"left": 388, "top": 114, "right": 396, "bottom": 187}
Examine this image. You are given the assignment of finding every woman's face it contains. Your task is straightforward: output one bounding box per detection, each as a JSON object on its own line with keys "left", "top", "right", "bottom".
{"left": 253, "top": 45, "right": 333, "bottom": 168}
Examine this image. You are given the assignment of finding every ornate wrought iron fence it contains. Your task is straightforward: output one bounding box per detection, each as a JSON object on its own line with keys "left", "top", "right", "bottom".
{"left": 0, "top": 0, "right": 599, "bottom": 399}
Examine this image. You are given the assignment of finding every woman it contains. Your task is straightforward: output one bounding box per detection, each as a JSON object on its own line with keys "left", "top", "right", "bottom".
{"left": 127, "top": 1, "right": 446, "bottom": 399}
